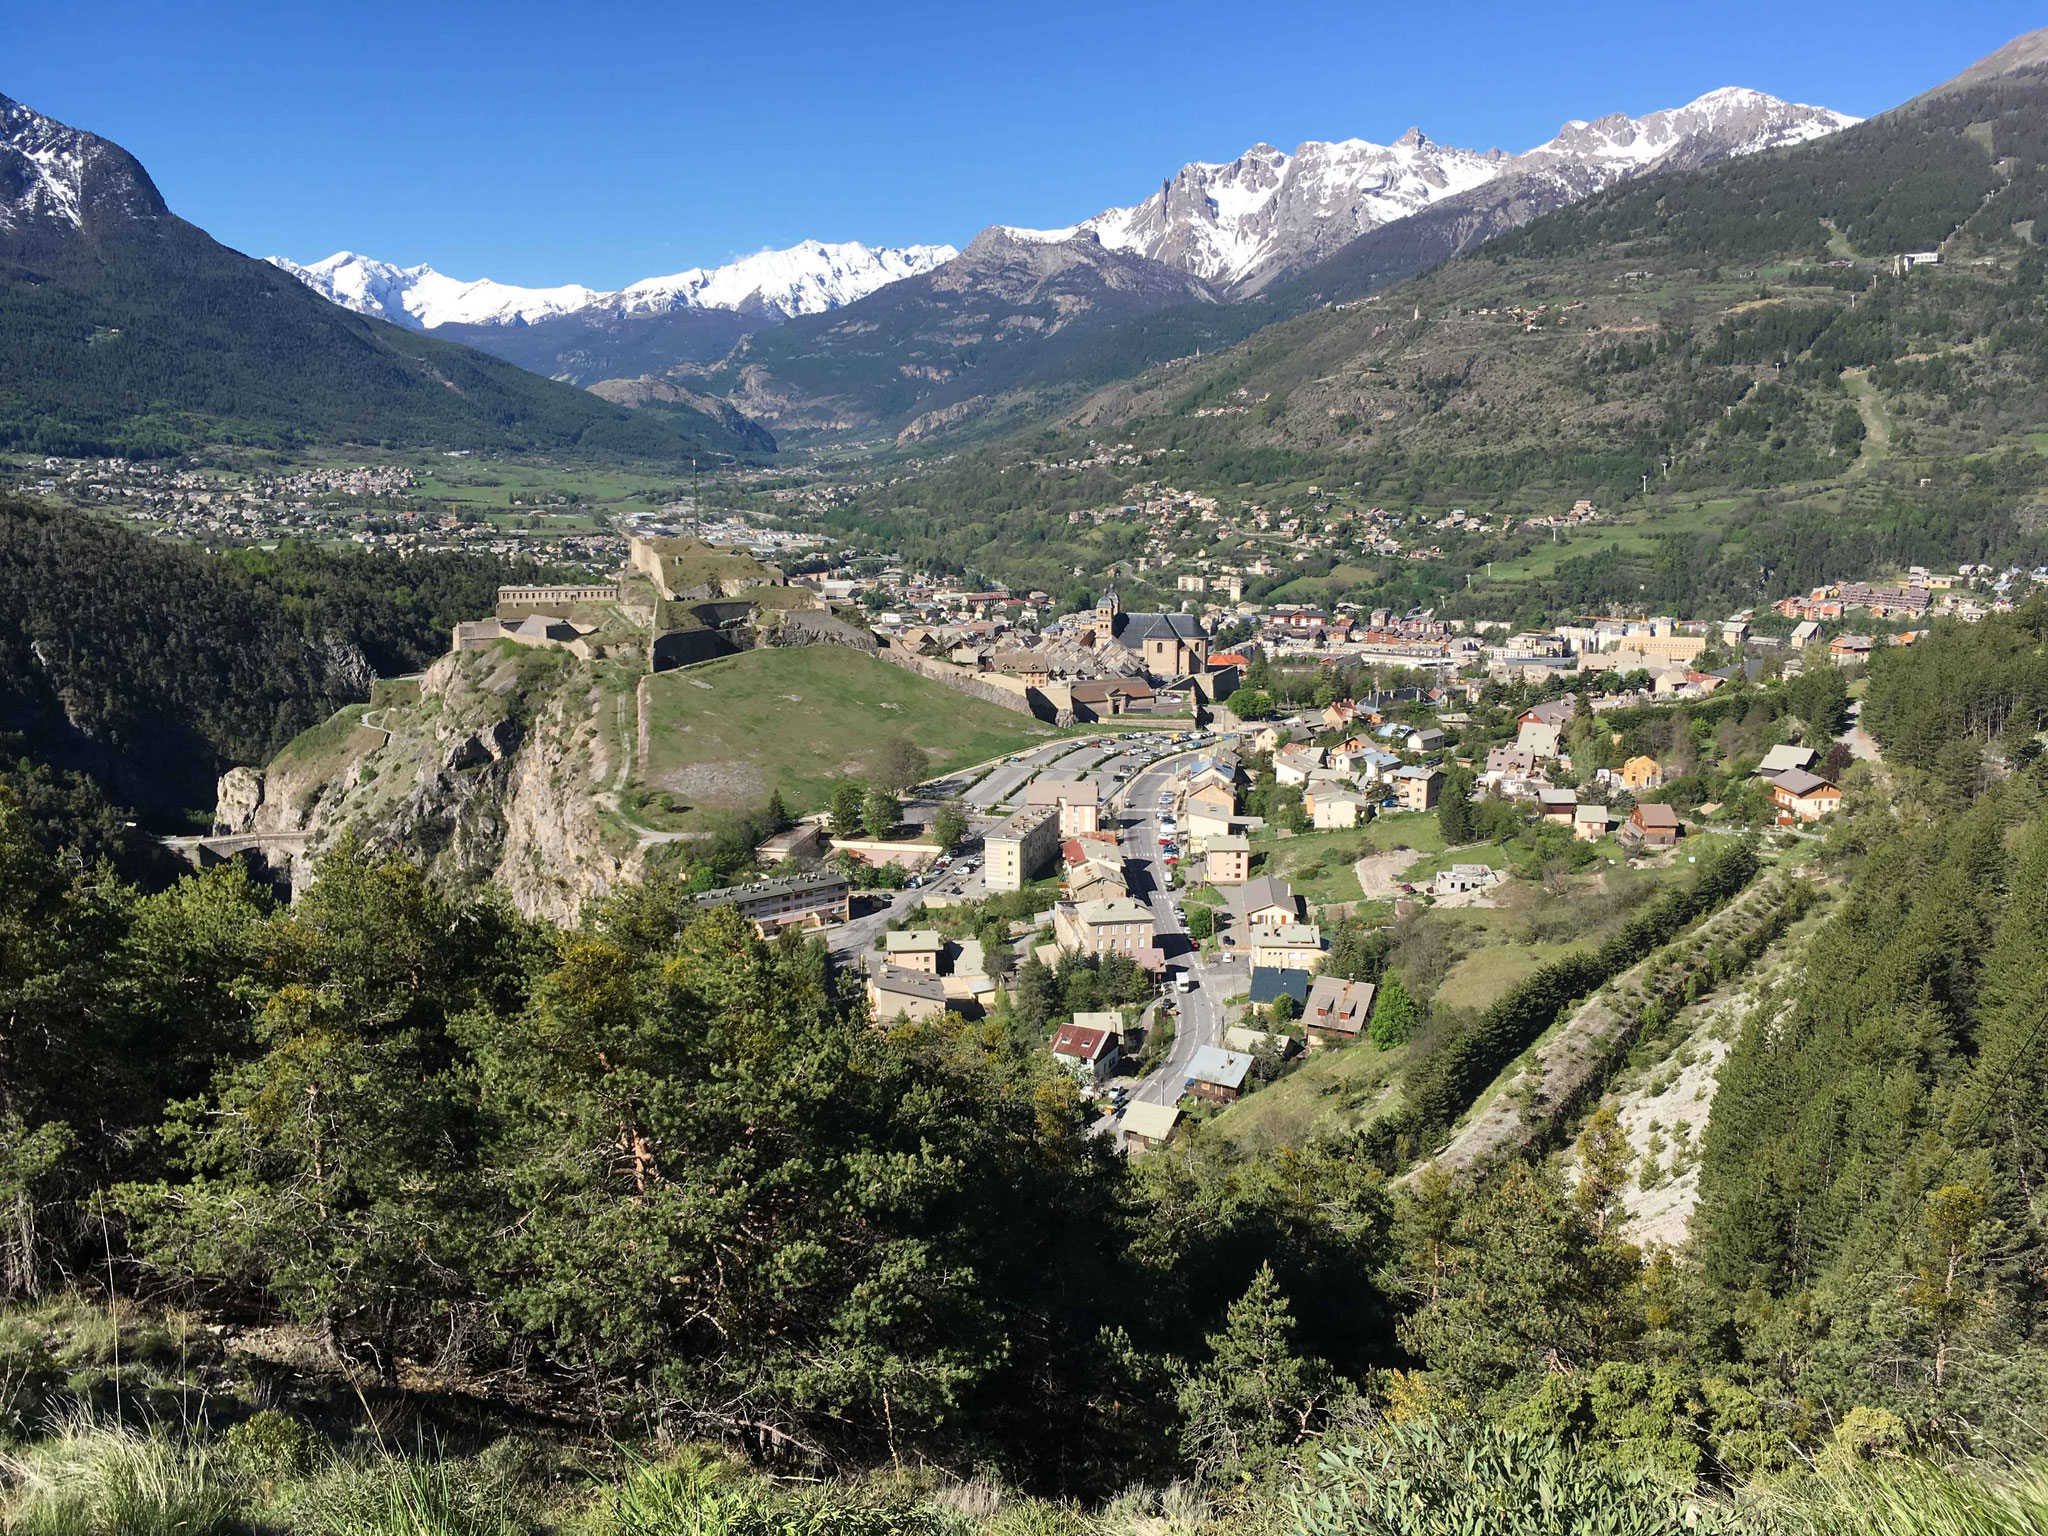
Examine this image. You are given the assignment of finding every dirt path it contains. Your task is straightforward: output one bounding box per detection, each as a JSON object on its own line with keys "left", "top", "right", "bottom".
{"left": 611, "top": 692, "right": 633, "bottom": 794}
{"left": 1842, "top": 369, "right": 1890, "bottom": 476}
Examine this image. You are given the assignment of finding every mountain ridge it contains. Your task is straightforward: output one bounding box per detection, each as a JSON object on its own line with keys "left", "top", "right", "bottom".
{"left": 0, "top": 91, "right": 771, "bottom": 461}
{"left": 269, "top": 238, "right": 959, "bottom": 330}
{"left": 1012, "top": 87, "right": 1857, "bottom": 294}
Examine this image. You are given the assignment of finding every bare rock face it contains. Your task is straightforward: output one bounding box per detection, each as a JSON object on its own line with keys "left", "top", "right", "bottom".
{"left": 223, "top": 648, "right": 639, "bottom": 923}
{"left": 214, "top": 766, "right": 265, "bottom": 834}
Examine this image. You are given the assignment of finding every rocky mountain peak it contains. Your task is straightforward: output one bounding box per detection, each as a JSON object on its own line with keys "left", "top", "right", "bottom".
{"left": 0, "top": 92, "right": 168, "bottom": 236}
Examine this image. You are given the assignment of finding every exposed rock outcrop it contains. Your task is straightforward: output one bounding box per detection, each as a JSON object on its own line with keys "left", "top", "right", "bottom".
{"left": 219, "top": 649, "right": 639, "bottom": 923}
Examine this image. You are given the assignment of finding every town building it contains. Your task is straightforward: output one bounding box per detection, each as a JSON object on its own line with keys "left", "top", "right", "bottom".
{"left": 881, "top": 930, "right": 945, "bottom": 973}
{"left": 1391, "top": 765, "right": 1443, "bottom": 812}
{"left": 1621, "top": 756, "right": 1663, "bottom": 792}
{"left": 1250, "top": 925, "right": 1324, "bottom": 971}
{"left": 1185, "top": 1045, "right": 1254, "bottom": 1105}
{"left": 692, "top": 871, "right": 851, "bottom": 935}
{"left": 1239, "top": 876, "right": 1300, "bottom": 928}
{"left": 1308, "top": 790, "right": 1370, "bottom": 829}
{"left": 1248, "top": 966, "right": 1313, "bottom": 1011}
{"left": 1626, "top": 803, "right": 1682, "bottom": 847}
{"left": 1573, "top": 803, "right": 1613, "bottom": 841}
{"left": 1206, "top": 834, "right": 1251, "bottom": 885}
{"left": 1080, "top": 590, "right": 1211, "bottom": 679}
{"left": 1050, "top": 1019, "right": 1121, "bottom": 1086}
{"left": 1052, "top": 896, "right": 1158, "bottom": 957}
{"left": 1120, "top": 1100, "right": 1181, "bottom": 1153}
{"left": 1757, "top": 743, "right": 1819, "bottom": 779}
{"left": 865, "top": 961, "right": 950, "bottom": 1024}
{"left": 1432, "top": 864, "right": 1504, "bottom": 896}
{"left": 1771, "top": 768, "right": 1843, "bottom": 822}
{"left": 1026, "top": 774, "right": 1106, "bottom": 835}
{"left": 984, "top": 805, "right": 1060, "bottom": 892}
{"left": 1302, "top": 975, "right": 1375, "bottom": 1050}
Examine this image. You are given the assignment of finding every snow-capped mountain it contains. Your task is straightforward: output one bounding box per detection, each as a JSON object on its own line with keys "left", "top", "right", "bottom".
{"left": 269, "top": 239, "right": 958, "bottom": 330}
{"left": 1520, "top": 86, "right": 1857, "bottom": 171}
{"left": 1009, "top": 87, "right": 1857, "bottom": 292}
{"left": 1, "top": 90, "right": 168, "bottom": 235}
{"left": 266, "top": 252, "right": 601, "bottom": 329}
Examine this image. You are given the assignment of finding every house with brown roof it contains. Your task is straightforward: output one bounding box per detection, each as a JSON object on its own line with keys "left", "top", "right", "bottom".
{"left": 1625, "top": 802, "right": 1682, "bottom": 847}
{"left": 1771, "top": 768, "right": 1842, "bottom": 823}
{"left": 1050, "top": 1019, "right": 1121, "bottom": 1086}
{"left": 1239, "top": 876, "right": 1299, "bottom": 928}
{"left": 1302, "top": 975, "right": 1375, "bottom": 1050}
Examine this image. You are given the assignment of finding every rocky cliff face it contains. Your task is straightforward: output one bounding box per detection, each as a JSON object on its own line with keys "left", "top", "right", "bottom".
{"left": 217, "top": 648, "right": 640, "bottom": 923}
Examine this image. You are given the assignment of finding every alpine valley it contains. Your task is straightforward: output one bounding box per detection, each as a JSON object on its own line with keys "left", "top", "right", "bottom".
{"left": 265, "top": 88, "right": 1855, "bottom": 430}
{"left": 11, "top": 28, "right": 2048, "bottom": 1536}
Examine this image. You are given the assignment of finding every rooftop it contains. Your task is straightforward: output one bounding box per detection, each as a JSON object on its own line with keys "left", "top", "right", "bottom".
{"left": 1121, "top": 1101, "right": 1180, "bottom": 1141}
{"left": 1187, "top": 1045, "right": 1254, "bottom": 1090}
{"left": 693, "top": 870, "right": 850, "bottom": 910}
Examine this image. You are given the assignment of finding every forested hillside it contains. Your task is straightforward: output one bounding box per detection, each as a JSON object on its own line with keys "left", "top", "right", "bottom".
{"left": 0, "top": 496, "right": 539, "bottom": 825}
{"left": 0, "top": 93, "right": 769, "bottom": 463}
{"left": 806, "top": 49, "right": 2048, "bottom": 616}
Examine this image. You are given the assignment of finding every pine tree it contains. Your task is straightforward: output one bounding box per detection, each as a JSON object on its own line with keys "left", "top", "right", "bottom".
{"left": 1438, "top": 769, "right": 1475, "bottom": 845}
{"left": 1174, "top": 1263, "right": 1337, "bottom": 1483}
{"left": 1369, "top": 971, "right": 1421, "bottom": 1048}
{"left": 830, "top": 780, "right": 866, "bottom": 838}
{"left": 1573, "top": 1104, "right": 1634, "bottom": 1237}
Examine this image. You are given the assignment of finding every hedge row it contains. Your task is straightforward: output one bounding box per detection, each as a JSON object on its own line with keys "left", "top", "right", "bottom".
{"left": 1400, "top": 839, "right": 1762, "bottom": 1143}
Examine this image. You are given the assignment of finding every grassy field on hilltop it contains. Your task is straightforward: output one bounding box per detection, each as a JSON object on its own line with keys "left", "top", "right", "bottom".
{"left": 640, "top": 646, "right": 1062, "bottom": 818}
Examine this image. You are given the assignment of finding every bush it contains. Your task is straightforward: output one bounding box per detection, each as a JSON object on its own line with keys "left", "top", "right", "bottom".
{"left": 223, "top": 1408, "right": 319, "bottom": 1481}
{"left": 1292, "top": 1418, "right": 1739, "bottom": 1536}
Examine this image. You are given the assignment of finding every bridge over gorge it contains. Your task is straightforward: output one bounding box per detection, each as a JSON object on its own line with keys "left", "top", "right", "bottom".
{"left": 162, "top": 830, "right": 319, "bottom": 896}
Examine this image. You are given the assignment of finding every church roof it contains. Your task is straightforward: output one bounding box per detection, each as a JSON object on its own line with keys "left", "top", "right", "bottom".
{"left": 1114, "top": 611, "right": 1206, "bottom": 648}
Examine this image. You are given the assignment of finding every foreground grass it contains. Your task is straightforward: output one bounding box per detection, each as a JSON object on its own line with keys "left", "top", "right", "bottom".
{"left": 2, "top": 1297, "right": 2043, "bottom": 1536}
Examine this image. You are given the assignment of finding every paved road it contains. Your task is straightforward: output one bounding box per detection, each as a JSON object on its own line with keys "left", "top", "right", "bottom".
{"left": 824, "top": 888, "right": 918, "bottom": 963}
{"left": 1117, "top": 752, "right": 1231, "bottom": 1110}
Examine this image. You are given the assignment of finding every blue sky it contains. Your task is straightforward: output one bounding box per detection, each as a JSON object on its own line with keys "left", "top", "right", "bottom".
{"left": 10, "top": 1, "right": 2043, "bottom": 287}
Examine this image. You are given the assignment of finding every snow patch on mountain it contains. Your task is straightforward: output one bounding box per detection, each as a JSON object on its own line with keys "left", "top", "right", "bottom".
{"left": 1068, "top": 88, "right": 1859, "bottom": 289}
{"left": 0, "top": 92, "right": 168, "bottom": 231}
{"left": 270, "top": 239, "right": 958, "bottom": 330}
